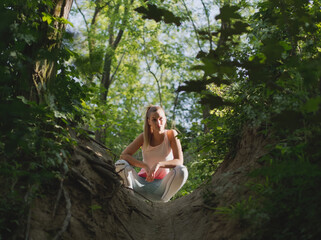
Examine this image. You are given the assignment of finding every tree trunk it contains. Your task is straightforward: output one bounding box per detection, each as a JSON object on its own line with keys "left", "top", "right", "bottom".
{"left": 202, "top": 103, "right": 211, "bottom": 133}
{"left": 201, "top": 18, "right": 228, "bottom": 133}
{"left": 100, "top": 51, "right": 113, "bottom": 102}
{"left": 95, "top": 0, "right": 130, "bottom": 142}
{"left": 31, "top": 0, "right": 73, "bottom": 103}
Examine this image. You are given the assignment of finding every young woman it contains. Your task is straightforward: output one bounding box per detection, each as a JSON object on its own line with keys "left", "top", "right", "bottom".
{"left": 115, "top": 105, "right": 188, "bottom": 202}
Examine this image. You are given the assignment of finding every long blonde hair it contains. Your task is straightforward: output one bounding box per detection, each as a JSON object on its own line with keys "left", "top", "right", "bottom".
{"left": 143, "top": 105, "right": 165, "bottom": 149}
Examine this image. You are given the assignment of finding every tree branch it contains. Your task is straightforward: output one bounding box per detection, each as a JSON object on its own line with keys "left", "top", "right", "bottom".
{"left": 172, "top": 82, "right": 181, "bottom": 123}
{"left": 110, "top": 51, "right": 126, "bottom": 84}
{"left": 180, "top": 0, "right": 203, "bottom": 51}
{"left": 200, "top": 0, "right": 213, "bottom": 50}
{"left": 113, "top": 29, "right": 124, "bottom": 49}
{"left": 145, "top": 55, "right": 163, "bottom": 107}
{"left": 142, "top": 32, "right": 163, "bottom": 106}
{"left": 74, "top": 0, "right": 89, "bottom": 33}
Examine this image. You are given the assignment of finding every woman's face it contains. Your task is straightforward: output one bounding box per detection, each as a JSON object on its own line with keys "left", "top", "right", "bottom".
{"left": 148, "top": 109, "right": 166, "bottom": 133}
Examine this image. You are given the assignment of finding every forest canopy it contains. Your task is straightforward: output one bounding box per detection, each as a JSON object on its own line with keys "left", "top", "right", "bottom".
{"left": 1, "top": 0, "right": 321, "bottom": 239}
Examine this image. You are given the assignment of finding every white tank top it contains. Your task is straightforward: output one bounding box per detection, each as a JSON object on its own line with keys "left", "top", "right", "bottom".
{"left": 138, "top": 130, "right": 173, "bottom": 179}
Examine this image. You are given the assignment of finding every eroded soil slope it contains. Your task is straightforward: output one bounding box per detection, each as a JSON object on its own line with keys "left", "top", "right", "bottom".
{"left": 29, "top": 128, "right": 270, "bottom": 240}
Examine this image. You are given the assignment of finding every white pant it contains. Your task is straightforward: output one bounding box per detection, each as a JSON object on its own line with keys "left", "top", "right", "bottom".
{"left": 115, "top": 160, "right": 188, "bottom": 202}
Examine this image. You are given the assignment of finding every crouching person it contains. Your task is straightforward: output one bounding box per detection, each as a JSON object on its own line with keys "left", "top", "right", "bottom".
{"left": 115, "top": 105, "right": 188, "bottom": 202}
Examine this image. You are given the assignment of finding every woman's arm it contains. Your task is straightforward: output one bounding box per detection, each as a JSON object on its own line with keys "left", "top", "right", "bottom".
{"left": 158, "top": 129, "right": 184, "bottom": 168}
{"left": 119, "top": 133, "right": 147, "bottom": 169}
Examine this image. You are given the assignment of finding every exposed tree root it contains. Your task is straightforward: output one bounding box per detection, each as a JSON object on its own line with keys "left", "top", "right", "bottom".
{"left": 123, "top": 186, "right": 153, "bottom": 203}
{"left": 53, "top": 187, "right": 71, "bottom": 240}
{"left": 25, "top": 205, "right": 32, "bottom": 240}
{"left": 24, "top": 184, "right": 39, "bottom": 240}
{"left": 52, "top": 179, "right": 63, "bottom": 218}
{"left": 69, "top": 167, "right": 95, "bottom": 194}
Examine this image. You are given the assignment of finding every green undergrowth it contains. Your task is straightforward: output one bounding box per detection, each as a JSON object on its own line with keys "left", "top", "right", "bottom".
{"left": 0, "top": 98, "right": 80, "bottom": 238}
{"left": 174, "top": 111, "right": 238, "bottom": 198}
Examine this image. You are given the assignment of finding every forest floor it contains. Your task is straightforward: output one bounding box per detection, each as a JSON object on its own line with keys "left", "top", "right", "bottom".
{"left": 28, "top": 128, "right": 270, "bottom": 240}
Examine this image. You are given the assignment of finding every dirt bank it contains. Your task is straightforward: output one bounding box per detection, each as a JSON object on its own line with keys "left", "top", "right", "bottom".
{"left": 28, "top": 128, "right": 270, "bottom": 240}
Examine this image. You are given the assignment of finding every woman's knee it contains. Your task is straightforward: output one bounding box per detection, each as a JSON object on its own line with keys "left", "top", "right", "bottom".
{"left": 115, "top": 159, "right": 130, "bottom": 172}
{"left": 160, "top": 165, "right": 188, "bottom": 202}
{"left": 115, "top": 159, "right": 129, "bottom": 165}
{"left": 174, "top": 165, "right": 188, "bottom": 179}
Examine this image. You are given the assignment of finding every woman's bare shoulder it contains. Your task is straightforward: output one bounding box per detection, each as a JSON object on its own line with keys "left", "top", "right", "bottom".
{"left": 129, "top": 133, "right": 144, "bottom": 146}
{"left": 121, "top": 133, "right": 144, "bottom": 155}
{"left": 167, "top": 129, "right": 178, "bottom": 141}
{"left": 136, "top": 132, "right": 144, "bottom": 142}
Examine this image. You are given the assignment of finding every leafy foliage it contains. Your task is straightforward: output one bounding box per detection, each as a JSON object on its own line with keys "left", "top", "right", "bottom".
{"left": 0, "top": 0, "right": 87, "bottom": 238}
{"left": 175, "top": 111, "right": 234, "bottom": 198}
{"left": 135, "top": 3, "right": 182, "bottom": 26}
{"left": 177, "top": 1, "right": 321, "bottom": 239}
{"left": 246, "top": 144, "right": 321, "bottom": 240}
{"left": 0, "top": 99, "right": 79, "bottom": 239}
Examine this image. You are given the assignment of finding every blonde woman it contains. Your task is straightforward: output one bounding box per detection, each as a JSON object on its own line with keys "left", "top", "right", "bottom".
{"left": 115, "top": 105, "right": 188, "bottom": 202}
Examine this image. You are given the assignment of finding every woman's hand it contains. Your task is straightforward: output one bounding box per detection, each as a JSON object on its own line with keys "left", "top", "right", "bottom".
{"left": 146, "top": 163, "right": 161, "bottom": 182}
{"left": 143, "top": 163, "right": 153, "bottom": 182}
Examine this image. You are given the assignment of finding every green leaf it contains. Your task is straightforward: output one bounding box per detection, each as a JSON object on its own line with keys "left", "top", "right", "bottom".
{"left": 177, "top": 79, "right": 207, "bottom": 93}
{"left": 42, "top": 12, "right": 53, "bottom": 24}
{"left": 301, "top": 97, "right": 321, "bottom": 113}
{"left": 207, "top": 76, "right": 231, "bottom": 86}
{"left": 279, "top": 41, "right": 292, "bottom": 51}
{"left": 134, "top": 4, "right": 181, "bottom": 26}
{"left": 200, "top": 94, "right": 234, "bottom": 109}
{"left": 90, "top": 204, "right": 102, "bottom": 211}
{"left": 215, "top": 5, "right": 241, "bottom": 22}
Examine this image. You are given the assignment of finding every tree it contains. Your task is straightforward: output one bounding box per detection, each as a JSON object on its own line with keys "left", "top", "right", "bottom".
{"left": 32, "top": 0, "right": 73, "bottom": 103}
{"left": 1, "top": 0, "right": 74, "bottom": 103}
{"left": 0, "top": 1, "right": 83, "bottom": 238}
{"left": 177, "top": 0, "right": 321, "bottom": 239}
{"left": 74, "top": 0, "right": 139, "bottom": 141}
{"left": 71, "top": 0, "right": 200, "bottom": 145}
